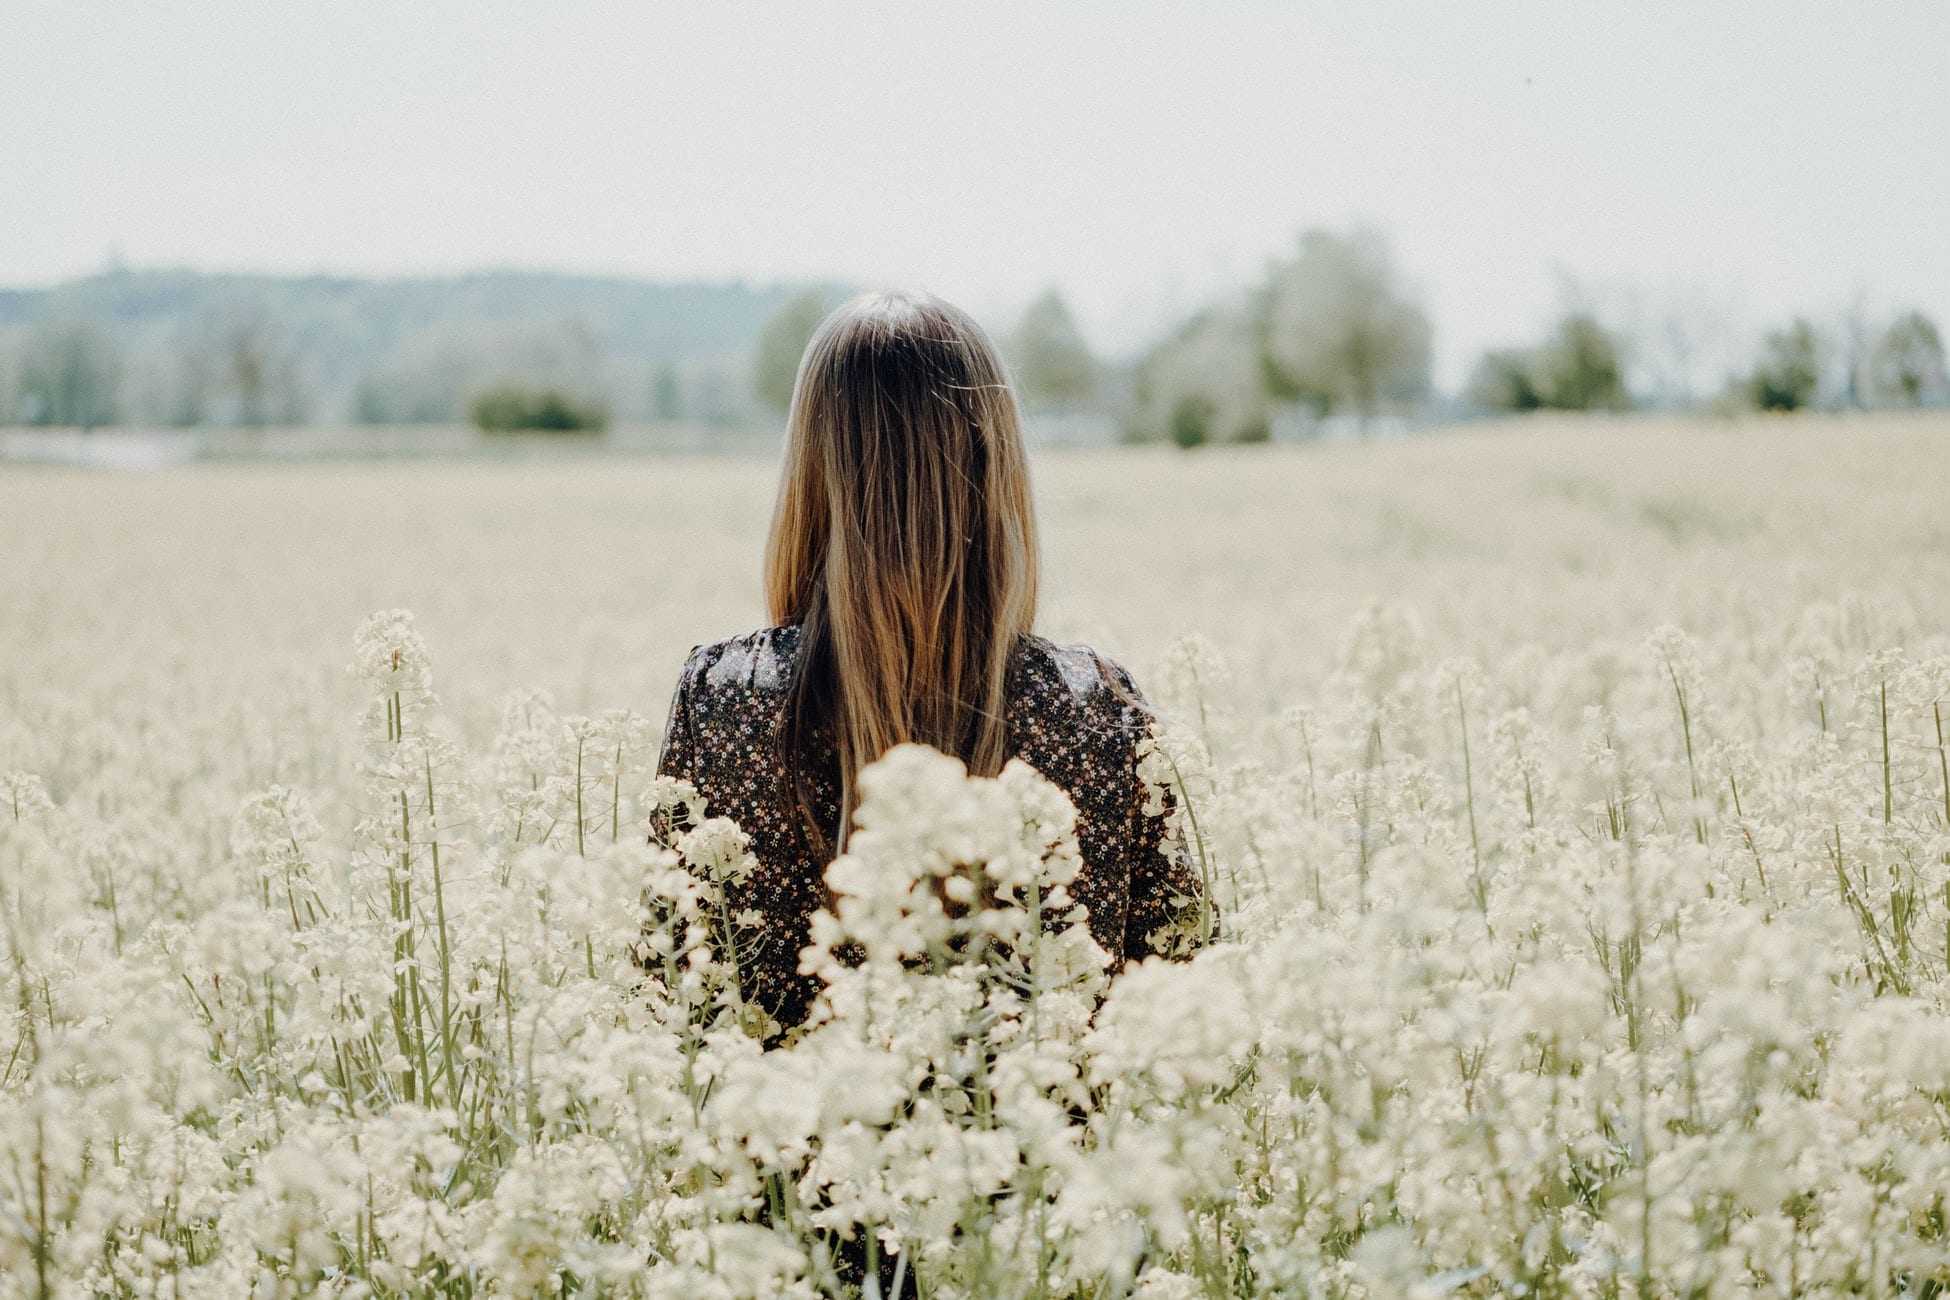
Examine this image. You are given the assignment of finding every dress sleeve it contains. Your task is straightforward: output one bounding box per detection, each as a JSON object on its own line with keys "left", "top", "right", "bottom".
{"left": 650, "top": 647, "right": 705, "bottom": 844}
{"left": 1097, "top": 654, "right": 1217, "bottom": 963}
{"left": 656, "top": 646, "right": 703, "bottom": 783}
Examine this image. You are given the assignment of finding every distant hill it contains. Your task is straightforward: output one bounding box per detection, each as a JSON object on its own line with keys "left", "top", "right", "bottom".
{"left": 0, "top": 268, "right": 851, "bottom": 426}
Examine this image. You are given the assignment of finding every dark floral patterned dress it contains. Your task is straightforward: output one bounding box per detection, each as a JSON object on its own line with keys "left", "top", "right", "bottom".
{"left": 654, "top": 624, "right": 1212, "bottom": 1030}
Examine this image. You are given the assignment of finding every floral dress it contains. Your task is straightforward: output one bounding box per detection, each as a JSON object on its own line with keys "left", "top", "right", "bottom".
{"left": 654, "top": 624, "right": 1213, "bottom": 1031}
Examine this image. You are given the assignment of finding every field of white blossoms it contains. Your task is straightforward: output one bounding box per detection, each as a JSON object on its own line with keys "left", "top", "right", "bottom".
{"left": 5, "top": 413, "right": 1950, "bottom": 1298}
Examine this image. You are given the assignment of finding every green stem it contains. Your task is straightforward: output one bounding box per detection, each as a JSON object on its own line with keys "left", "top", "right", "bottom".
{"left": 1934, "top": 700, "right": 1950, "bottom": 836}
{"left": 425, "top": 753, "right": 459, "bottom": 1107}
{"left": 1455, "top": 681, "right": 1485, "bottom": 909}
{"left": 1879, "top": 679, "right": 1893, "bottom": 825}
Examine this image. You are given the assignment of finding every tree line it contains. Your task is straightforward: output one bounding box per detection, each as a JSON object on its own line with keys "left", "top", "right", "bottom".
{"left": 1465, "top": 305, "right": 1945, "bottom": 420}
{"left": 5, "top": 250, "right": 1944, "bottom": 437}
{"left": 0, "top": 270, "right": 805, "bottom": 433}
{"left": 749, "top": 230, "right": 1946, "bottom": 447}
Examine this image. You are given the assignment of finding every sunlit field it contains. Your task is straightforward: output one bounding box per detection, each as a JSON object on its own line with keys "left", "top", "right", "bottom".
{"left": 6, "top": 413, "right": 1950, "bottom": 1296}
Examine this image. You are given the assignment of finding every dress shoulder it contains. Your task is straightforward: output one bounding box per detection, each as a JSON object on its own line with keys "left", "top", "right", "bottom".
{"left": 1015, "top": 633, "right": 1152, "bottom": 726}
{"left": 680, "top": 625, "right": 802, "bottom": 701}
{"left": 678, "top": 626, "right": 1150, "bottom": 727}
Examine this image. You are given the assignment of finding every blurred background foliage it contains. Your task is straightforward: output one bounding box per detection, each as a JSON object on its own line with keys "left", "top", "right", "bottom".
{"left": 0, "top": 230, "right": 1943, "bottom": 446}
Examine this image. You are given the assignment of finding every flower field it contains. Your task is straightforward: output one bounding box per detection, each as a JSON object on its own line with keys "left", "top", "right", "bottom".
{"left": 5, "top": 414, "right": 1950, "bottom": 1297}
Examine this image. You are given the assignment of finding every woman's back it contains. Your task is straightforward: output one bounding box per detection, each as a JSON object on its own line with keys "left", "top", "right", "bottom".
{"left": 661, "top": 288, "right": 1213, "bottom": 1039}
{"left": 655, "top": 624, "right": 1208, "bottom": 1032}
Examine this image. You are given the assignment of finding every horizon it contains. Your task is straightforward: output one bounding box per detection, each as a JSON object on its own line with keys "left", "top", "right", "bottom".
{"left": 5, "top": 3, "right": 1947, "bottom": 388}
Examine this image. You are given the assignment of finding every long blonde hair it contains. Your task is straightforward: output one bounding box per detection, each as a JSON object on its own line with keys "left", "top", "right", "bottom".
{"left": 764, "top": 289, "right": 1040, "bottom": 857}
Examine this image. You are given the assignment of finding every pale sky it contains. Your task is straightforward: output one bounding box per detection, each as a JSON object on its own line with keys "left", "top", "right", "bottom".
{"left": 4, "top": 2, "right": 1946, "bottom": 386}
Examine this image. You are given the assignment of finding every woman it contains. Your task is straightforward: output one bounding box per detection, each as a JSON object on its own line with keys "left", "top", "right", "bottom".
{"left": 654, "top": 288, "right": 1211, "bottom": 1037}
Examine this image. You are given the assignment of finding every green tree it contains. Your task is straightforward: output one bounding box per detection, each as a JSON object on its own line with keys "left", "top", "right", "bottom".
{"left": 752, "top": 291, "right": 832, "bottom": 414}
{"left": 353, "top": 316, "right": 604, "bottom": 425}
{"left": 469, "top": 384, "right": 608, "bottom": 433}
{"left": 1748, "top": 319, "right": 1823, "bottom": 412}
{"left": 19, "top": 318, "right": 122, "bottom": 429}
{"left": 1466, "top": 314, "right": 1627, "bottom": 413}
{"left": 1006, "top": 289, "right": 1100, "bottom": 410}
{"left": 1125, "top": 307, "right": 1269, "bottom": 447}
{"left": 1259, "top": 228, "right": 1431, "bottom": 429}
{"left": 1539, "top": 313, "right": 1628, "bottom": 411}
{"left": 1868, "top": 310, "right": 1945, "bottom": 407}
{"left": 1465, "top": 349, "right": 1545, "bottom": 412}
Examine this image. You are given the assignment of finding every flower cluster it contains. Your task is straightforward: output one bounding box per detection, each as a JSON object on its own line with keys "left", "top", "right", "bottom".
{"left": 5, "top": 597, "right": 1950, "bottom": 1297}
